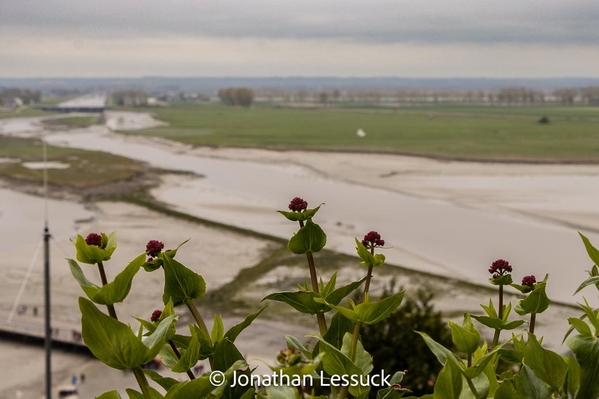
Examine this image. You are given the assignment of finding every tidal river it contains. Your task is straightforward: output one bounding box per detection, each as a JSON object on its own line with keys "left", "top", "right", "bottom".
{"left": 43, "top": 127, "right": 599, "bottom": 305}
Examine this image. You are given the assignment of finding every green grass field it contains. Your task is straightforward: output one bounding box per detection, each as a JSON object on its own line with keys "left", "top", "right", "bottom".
{"left": 125, "top": 103, "right": 599, "bottom": 161}
{"left": 0, "top": 107, "right": 56, "bottom": 119}
{"left": 0, "top": 136, "right": 143, "bottom": 188}
{"left": 43, "top": 115, "right": 100, "bottom": 128}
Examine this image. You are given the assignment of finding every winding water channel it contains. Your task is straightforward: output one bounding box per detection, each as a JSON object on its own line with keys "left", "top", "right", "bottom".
{"left": 40, "top": 127, "right": 599, "bottom": 305}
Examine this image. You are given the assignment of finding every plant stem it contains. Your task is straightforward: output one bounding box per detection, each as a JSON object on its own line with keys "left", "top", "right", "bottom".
{"left": 498, "top": 285, "right": 504, "bottom": 320}
{"left": 299, "top": 220, "right": 328, "bottom": 335}
{"left": 184, "top": 298, "right": 214, "bottom": 369}
{"left": 467, "top": 353, "right": 472, "bottom": 368}
{"left": 349, "top": 322, "right": 362, "bottom": 361}
{"left": 337, "top": 386, "right": 349, "bottom": 399}
{"left": 169, "top": 340, "right": 196, "bottom": 380}
{"left": 363, "top": 265, "right": 373, "bottom": 303}
{"left": 529, "top": 313, "right": 536, "bottom": 334}
{"left": 491, "top": 284, "right": 505, "bottom": 349}
{"left": 133, "top": 367, "right": 152, "bottom": 399}
{"left": 491, "top": 329, "right": 500, "bottom": 350}
{"left": 97, "top": 260, "right": 117, "bottom": 319}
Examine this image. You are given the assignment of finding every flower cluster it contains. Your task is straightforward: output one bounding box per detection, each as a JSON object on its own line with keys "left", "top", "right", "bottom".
{"left": 488, "top": 259, "right": 512, "bottom": 278}
{"left": 85, "top": 233, "right": 102, "bottom": 247}
{"left": 146, "top": 240, "right": 164, "bottom": 257}
{"left": 361, "top": 231, "right": 385, "bottom": 248}
{"left": 521, "top": 275, "right": 537, "bottom": 287}
{"left": 276, "top": 347, "right": 303, "bottom": 366}
{"left": 151, "top": 309, "right": 162, "bottom": 323}
{"left": 288, "top": 197, "right": 308, "bottom": 212}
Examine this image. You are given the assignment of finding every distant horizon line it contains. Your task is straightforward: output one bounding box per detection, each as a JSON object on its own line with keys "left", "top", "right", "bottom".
{"left": 2, "top": 76, "right": 599, "bottom": 80}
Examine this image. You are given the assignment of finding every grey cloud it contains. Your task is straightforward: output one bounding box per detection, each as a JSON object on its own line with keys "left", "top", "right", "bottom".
{"left": 2, "top": 0, "right": 599, "bottom": 45}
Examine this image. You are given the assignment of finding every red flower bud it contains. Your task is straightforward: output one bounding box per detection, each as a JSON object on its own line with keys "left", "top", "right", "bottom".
{"left": 146, "top": 240, "right": 164, "bottom": 257}
{"left": 85, "top": 233, "right": 102, "bottom": 247}
{"left": 521, "top": 275, "right": 536, "bottom": 287}
{"left": 361, "top": 231, "right": 385, "bottom": 248}
{"left": 489, "top": 259, "right": 512, "bottom": 276}
{"left": 151, "top": 310, "right": 162, "bottom": 322}
{"left": 288, "top": 197, "right": 308, "bottom": 212}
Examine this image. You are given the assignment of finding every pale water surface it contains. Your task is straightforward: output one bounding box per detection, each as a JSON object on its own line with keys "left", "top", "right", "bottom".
{"left": 44, "top": 129, "right": 599, "bottom": 304}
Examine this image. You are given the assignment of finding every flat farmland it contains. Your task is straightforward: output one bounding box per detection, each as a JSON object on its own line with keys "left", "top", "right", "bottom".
{"left": 125, "top": 103, "right": 599, "bottom": 162}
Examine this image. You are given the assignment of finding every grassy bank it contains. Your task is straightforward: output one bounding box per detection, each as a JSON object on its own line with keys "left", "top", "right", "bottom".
{"left": 124, "top": 102, "right": 599, "bottom": 162}
{"left": 43, "top": 115, "right": 100, "bottom": 128}
{"left": 0, "top": 136, "right": 144, "bottom": 188}
{"left": 0, "top": 108, "right": 56, "bottom": 119}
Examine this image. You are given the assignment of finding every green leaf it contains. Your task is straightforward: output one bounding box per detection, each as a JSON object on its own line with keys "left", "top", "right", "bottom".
{"left": 211, "top": 314, "right": 225, "bottom": 344}
{"left": 73, "top": 232, "right": 117, "bottom": 264}
{"left": 318, "top": 292, "right": 404, "bottom": 325}
{"left": 164, "top": 375, "right": 214, "bottom": 399}
{"left": 341, "top": 332, "right": 373, "bottom": 375}
{"left": 142, "top": 315, "right": 178, "bottom": 360}
{"left": 69, "top": 254, "right": 145, "bottom": 305}
{"left": 523, "top": 333, "right": 568, "bottom": 392}
{"left": 225, "top": 306, "right": 267, "bottom": 342}
{"left": 308, "top": 335, "right": 370, "bottom": 398}
{"left": 212, "top": 341, "right": 250, "bottom": 398}
{"left": 489, "top": 274, "right": 513, "bottom": 286}
{"left": 415, "top": 331, "right": 459, "bottom": 367}
{"left": 263, "top": 291, "right": 324, "bottom": 314}
{"left": 434, "top": 361, "right": 463, "bottom": 399}
{"left": 376, "top": 372, "right": 411, "bottom": 399}
{"left": 471, "top": 315, "right": 503, "bottom": 330}
{"left": 515, "top": 280, "right": 550, "bottom": 316}
{"left": 564, "top": 353, "right": 580, "bottom": 399}
{"left": 493, "top": 380, "right": 518, "bottom": 399}
{"left": 353, "top": 291, "right": 405, "bottom": 325}
{"left": 568, "top": 317, "right": 593, "bottom": 337}
{"left": 325, "top": 277, "right": 366, "bottom": 306}
{"left": 143, "top": 369, "right": 179, "bottom": 391}
{"left": 574, "top": 276, "right": 599, "bottom": 295}
{"left": 162, "top": 255, "right": 206, "bottom": 306}
{"left": 264, "top": 386, "right": 297, "bottom": 399}
{"left": 287, "top": 219, "right": 327, "bottom": 254}
{"left": 96, "top": 391, "right": 123, "bottom": 399}
{"left": 171, "top": 329, "right": 202, "bottom": 373}
{"left": 580, "top": 232, "right": 599, "bottom": 266}
{"left": 323, "top": 312, "right": 355, "bottom": 349}
{"left": 163, "top": 238, "right": 190, "bottom": 259}
{"left": 80, "top": 297, "right": 151, "bottom": 369}
{"left": 449, "top": 314, "right": 480, "bottom": 356}
{"left": 126, "top": 387, "right": 164, "bottom": 399}
{"left": 159, "top": 344, "right": 179, "bottom": 370}
{"left": 79, "top": 297, "right": 176, "bottom": 370}
{"left": 513, "top": 365, "right": 552, "bottom": 398}
{"left": 285, "top": 335, "right": 312, "bottom": 359}
{"left": 566, "top": 334, "right": 599, "bottom": 399}
{"left": 321, "top": 272, "right": 338, "bottom": 298}
{"left": 277, "top": 203, "right": 324, "bottom": 222}
{"left": 502, "top": 320, "right": 526, "bottom": 330}
{"left": 481, "top": 299, "right": 498, "bottom": 318}
{"left": 355, "top": 238, "right": 385, "bottom": 268}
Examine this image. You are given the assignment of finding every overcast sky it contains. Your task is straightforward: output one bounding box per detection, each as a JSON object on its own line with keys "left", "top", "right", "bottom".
{"left": 1, "top": 0, "right": 598, "bottom": 78}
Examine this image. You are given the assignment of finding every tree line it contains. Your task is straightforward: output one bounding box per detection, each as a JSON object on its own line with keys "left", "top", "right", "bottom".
{"left": 0, "top": 88, "right": 42, "bottom": 106}
{"left": 217, "top": 87, "right": 255, "bottom": 107}
{"left": 253, "top": 86, "right": 599, "bottom": 106}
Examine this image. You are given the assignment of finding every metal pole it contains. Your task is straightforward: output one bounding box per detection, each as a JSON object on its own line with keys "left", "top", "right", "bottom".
{"left": 44, "top": 224, "right": 51, "bottom": 399}
{"left": 43, "top": 140, "right": 52, "bottom": 399}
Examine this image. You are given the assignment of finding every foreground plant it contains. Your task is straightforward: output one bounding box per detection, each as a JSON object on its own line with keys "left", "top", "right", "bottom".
{"left": 67, "top": 199, "right": 599, "bottom": 399}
